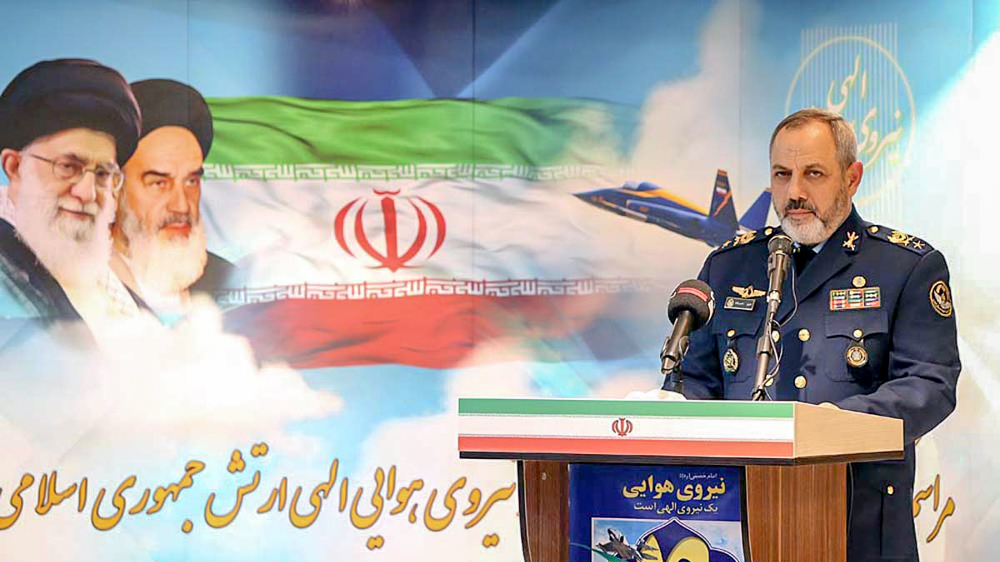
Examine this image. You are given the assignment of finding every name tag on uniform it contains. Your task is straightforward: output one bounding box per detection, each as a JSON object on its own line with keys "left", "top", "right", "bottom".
{"left": 724, "top": 297, "right": 756, "bottom": 311}
{"left": 830, "top": 287, "right": 881, "bottom": 311}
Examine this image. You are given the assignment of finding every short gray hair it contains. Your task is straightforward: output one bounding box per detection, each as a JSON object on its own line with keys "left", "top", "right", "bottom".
{"left": 769, "top": 108, "right": 858, "bottom": 171}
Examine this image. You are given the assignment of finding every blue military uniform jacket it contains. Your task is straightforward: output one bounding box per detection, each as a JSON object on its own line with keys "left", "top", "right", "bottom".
{"left": 671, "top": 207, "right": 960, "bottom": 561}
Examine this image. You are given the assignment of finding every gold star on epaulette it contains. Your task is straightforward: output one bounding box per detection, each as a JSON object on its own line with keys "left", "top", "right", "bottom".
{"left": 913, "top": 240, "right": 925, "bottom": 250}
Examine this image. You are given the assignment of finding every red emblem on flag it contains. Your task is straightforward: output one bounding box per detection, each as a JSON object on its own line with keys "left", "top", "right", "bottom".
{"left": 612, "top": 417, "right": 634, "bottom": 437}
{"left": 334, "top": 189, "right": 447, "bottom": 272}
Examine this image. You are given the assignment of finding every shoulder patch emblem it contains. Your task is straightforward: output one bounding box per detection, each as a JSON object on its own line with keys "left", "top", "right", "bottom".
{"left": 929, "top": 280, "right": 953, "bottom": 318}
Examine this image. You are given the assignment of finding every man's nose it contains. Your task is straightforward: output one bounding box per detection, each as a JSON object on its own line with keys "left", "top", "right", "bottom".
{"left": 68, "top": 170, "right": 98, "bottom": 204}
{"left": 786, "top": 172, "right": 808, "bottom": 202}
{"left": 167, "top": 183, "right": 191, "bottom": 214}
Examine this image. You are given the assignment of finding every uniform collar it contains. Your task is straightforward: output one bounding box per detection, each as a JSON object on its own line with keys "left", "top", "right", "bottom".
{"left": 834, "top": 206, "right": 864, "bottom": 255}
{"left": 776, "top": 206, "right": 865, "bottom": 321}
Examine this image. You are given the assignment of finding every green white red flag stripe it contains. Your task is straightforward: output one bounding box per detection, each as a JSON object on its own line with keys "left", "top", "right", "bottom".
{"left": 457, "top": 436, "right": 794, "bottom": 459}
{"left": 458, "top": 399, "right": 796, "bottom": 459}
{"left": 458, "top": 415, "right": 793, "bottom": 441}
{"left": 458, "top": 398, "right": 793, "bottom": 417}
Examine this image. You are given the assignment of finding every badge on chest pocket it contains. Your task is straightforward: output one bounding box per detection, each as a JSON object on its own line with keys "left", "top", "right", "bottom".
{"left": 823, "top": 310, "right": 888, "bottom": 382}
{"left": 712, "top": 310, "right": 764, "bottom": 382}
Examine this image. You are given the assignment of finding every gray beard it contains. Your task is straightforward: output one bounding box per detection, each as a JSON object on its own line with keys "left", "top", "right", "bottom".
{"left": 777, "top": 187, "right": 852, "bottom": 246}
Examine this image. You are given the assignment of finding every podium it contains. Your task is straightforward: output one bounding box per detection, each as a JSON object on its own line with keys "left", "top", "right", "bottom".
{"left": 458, "top": 398, "right": 903, "bottom": 562}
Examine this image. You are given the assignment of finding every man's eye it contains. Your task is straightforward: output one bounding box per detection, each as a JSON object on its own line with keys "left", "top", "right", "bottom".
{"left": 56, "top": 161, "right": 81, "bottom": 176}
{"left": 94, "top": 169, "right": 111, "bottom": 181}
{"left": 185, "top": 176, "right": 201, "bottom": 187}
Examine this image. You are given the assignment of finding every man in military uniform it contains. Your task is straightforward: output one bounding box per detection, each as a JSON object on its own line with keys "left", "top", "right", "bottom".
{"left": 671, "top": 108, "right": 960, "bottom": 561}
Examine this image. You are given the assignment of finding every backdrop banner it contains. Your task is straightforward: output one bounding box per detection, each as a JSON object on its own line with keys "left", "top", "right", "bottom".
{"left": 0, "top": 1, "right": 996, "bottom": 560}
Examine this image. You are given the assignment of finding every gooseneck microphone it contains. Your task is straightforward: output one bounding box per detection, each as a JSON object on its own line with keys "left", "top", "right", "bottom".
{"left": 661, "top": 279, "right": 715, "bottom": 394}
{"left": 751, "top": 234, "right": 794, "bottom": 400}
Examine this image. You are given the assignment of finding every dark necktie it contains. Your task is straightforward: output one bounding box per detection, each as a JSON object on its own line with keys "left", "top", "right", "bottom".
{"left": 794, "top": 245, "right": 816, "bottom": 275}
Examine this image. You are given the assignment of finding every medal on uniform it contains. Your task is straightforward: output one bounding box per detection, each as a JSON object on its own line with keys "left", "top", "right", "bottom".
{"left": 830, "top": 287, "right": 881, "bottom": 311}
{"left": 723, "top": 348, "right": 739, "bottom": 373}
{"left": 846, "top": 344, "right": 869, "bottom": 368}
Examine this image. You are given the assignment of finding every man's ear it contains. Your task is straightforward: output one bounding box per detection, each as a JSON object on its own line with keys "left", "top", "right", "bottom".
{"left": 845, "top": 161, "right": 864, "bottom": 197}
{"left": 1, "top": 148, "right": 22, "bottom": 203}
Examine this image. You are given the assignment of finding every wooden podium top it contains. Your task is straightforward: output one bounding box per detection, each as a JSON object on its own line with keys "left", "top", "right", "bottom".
{"left": 458, "top": 398, "right": 903, "bottom": 465}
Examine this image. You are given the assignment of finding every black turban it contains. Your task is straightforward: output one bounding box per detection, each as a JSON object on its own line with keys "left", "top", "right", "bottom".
{"left": 130, "top": 79, "right": 213, "bottom": 159}
{"left": 0, "top": 59, "right": 141, "bottom": 166}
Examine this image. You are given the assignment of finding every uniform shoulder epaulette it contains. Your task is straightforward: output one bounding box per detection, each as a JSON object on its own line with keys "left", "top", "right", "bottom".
{"left": 865, "top": 224, "right": 934, "bottom": 255}
{"left": 712, "top": 227, "right": 776, "bottom": 254}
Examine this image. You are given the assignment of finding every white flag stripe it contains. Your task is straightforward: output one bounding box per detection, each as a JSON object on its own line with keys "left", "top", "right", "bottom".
{"left": 201, "top": 174, "right": 712, "bottom": 287}
{"left": 459, "top": 415, "right": 794, "bottom": 441}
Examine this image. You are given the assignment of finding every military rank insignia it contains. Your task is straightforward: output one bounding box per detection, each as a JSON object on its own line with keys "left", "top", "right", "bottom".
{"left": 929, "top": 280, "right": 953, "bottom": 317}
{"left": 733, "top": 231, "right": 756, "bottom": 247}
{"left": 830, "top": 287, "right": 881, "bottom": 311}
{"left": 887, "top": 229, "right": 925, "bottom": 250}
{"left": 842, "top": 231, "right": 859, "bottom": 252}
{"left": 846, "top": 344, "right": 869, "bottom": 368}
{"left": 868, "top": 225, "right": 932, "bottom": 255}
{"left": 723, "top": 348, "right": 739, "bottom": 373}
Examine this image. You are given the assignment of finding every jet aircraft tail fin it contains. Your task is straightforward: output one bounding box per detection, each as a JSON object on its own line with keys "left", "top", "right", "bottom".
{"left": 709, "top": 169, "right": 738, "bottom": 230}
{"left": 739, "top": 189, "right": 772, "bottom": 231}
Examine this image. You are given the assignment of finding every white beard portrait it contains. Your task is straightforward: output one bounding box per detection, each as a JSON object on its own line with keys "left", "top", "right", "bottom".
{"left": 119, "top": 205, "right": 208, "bottom": 297}
{"left": 14, "top": 186, "right": 114, "bottom": 286}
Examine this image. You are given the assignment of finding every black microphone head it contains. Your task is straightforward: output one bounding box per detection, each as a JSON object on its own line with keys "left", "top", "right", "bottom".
{"left": 767, "top": 233, "right": 794, "bottom": 255}
{"left": 667, "top": 279, "right": 715, "bottom": 329}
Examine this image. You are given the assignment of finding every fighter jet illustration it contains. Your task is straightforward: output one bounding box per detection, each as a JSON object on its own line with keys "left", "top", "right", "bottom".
{"left": 574, "top": 170, "right": 771, "bottom": 247}
{"left": 596, "top": 528, "right": 657, "bottom": 562}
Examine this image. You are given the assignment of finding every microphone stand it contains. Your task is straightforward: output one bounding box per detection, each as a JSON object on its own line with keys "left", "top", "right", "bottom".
{"left": 751, "top": 289, "right": 781, "bottom": 401}
{"left": 751, "top": 234, "right": 793, "bottom": 401}
{"left": 660, "top": 329, "right": 691, "bottom": 395}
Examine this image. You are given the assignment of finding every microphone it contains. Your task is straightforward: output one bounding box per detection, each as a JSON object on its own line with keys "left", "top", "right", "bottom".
{"left": 661, "top": 280, "right": 715, "bottom": 394}
{"left": 752, "top": 233, "right": 794, "bottom": 400}
{"left": 765, "top": 234, "right": 794, "bottom": 307}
